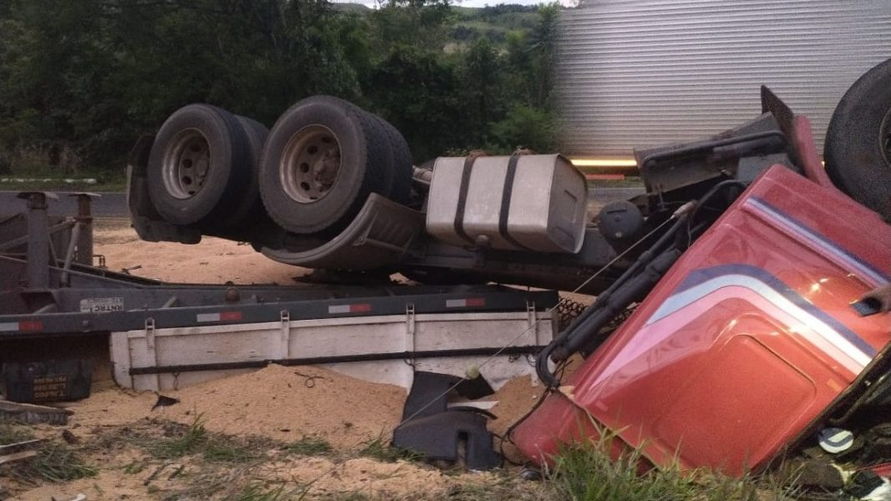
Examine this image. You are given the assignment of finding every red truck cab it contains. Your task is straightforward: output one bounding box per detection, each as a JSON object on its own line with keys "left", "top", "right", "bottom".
{"left": 514, "top": 147, "right": 891, "bottom": 476}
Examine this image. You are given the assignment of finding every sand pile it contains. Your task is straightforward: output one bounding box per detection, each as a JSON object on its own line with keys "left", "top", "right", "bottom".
{"left": 73, "top": 365, "right": 407, "bottom": 448}
{"left": 93, "top": 220, "right": 302, "bottom": 284}
{"left": 487, "top": 375, "right": 546, "bottom": 437}
{"left": 72, "top": 367, "right": 549, "bottom": 453}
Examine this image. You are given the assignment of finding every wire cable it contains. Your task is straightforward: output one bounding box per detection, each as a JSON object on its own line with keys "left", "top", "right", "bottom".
{"left": 397, "top": 213, "right": 680, "bottom": 427}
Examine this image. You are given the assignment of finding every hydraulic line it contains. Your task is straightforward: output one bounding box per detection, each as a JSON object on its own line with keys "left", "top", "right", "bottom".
{"left": 536, "top": 179, "right": 749, "bottom": 387}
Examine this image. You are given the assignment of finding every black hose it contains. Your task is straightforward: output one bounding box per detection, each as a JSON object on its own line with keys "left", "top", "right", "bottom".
{"left": 536, "top": 179, "right": 750, "bottom": 387}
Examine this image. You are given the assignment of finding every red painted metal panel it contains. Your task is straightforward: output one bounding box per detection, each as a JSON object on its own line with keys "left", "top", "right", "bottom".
{"left": 514, "top": 165, "right": 891, "bottom": 475}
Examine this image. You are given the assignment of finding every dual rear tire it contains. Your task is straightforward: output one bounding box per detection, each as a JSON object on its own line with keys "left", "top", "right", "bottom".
{"left": 146, "top": 104, "right": 268, "bottom": 232}
{"left": 258, "top": 96, "right": 413, "bottom": 235}
{"left": 146, "top": 97, "right": 413, "bottom": 237}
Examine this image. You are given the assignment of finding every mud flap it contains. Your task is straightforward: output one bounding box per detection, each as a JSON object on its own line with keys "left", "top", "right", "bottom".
{"left": 392, "top": 371, "right": 501, "bottom": 470}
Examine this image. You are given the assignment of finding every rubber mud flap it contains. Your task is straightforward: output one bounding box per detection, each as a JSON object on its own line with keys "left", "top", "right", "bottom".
{"left": 824, "top": 58, "right": 891, "bottom": 220}
{"left": 146, "top": 104, "right": 252, "bottom": 226}
{"left": 259, "top": 95, "right": 388, "bottom": 235}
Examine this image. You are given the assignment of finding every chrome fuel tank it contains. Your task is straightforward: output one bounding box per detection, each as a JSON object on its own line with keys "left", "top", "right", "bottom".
{"left": 426, "top": 154, "right": 588, "bottom": 253}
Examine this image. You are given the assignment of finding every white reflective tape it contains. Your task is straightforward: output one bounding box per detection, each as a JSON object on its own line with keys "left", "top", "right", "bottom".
{"left": 0, "top": 322, "right": 18, "bottom": 332}
{"left": 446, "top": 299, "right": 468, "bottom": 308}
{"left": 328, "top": 305, "right": 350, "bottom": 314}
{"left": 746, "top": 198, "right": 887, "bottom": 286}
{"left": 649, "top": 275, "right": 872, "bottom": 370}
{"left": 196, "top": 313, "right": 221, "bottom": 322}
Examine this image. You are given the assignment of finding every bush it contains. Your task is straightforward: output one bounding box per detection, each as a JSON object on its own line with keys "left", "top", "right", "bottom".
{"left": 491, "top": 104, "right": 558, "bottom": 152}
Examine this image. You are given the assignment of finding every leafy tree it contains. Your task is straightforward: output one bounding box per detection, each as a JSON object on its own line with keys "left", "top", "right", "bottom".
{"left": 365, "top": 45, "right": 463, "bottom": 161}
{"left": 0, "top": 0, "right": 561, "bottom": 171}
{"left": 491, "top": 104, "right": 556, "bottom": 152}
{"left": 461, "top": 37, "right": 504, "bottom": 145}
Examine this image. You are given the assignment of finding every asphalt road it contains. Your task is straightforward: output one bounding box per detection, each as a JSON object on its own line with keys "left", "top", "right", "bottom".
{"left": 0, "top": 186, "right": 645, "bottom": 219}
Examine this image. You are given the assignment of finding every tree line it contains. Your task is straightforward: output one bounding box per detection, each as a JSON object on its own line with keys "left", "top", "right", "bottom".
{"left": 0, "top": 0, "right": 559, "bottom": 174}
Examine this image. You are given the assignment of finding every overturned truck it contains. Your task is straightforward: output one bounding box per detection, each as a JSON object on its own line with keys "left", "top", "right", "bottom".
{"left": 3, "top": 59, "right": 891, "bottom": 485}
{"left": 124, "top": 58, "right": 891, "bottom": 480}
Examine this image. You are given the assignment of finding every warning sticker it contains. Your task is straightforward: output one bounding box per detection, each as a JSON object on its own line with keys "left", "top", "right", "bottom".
{"left": 80, "top": 297, "right": 124, "bottom": 313}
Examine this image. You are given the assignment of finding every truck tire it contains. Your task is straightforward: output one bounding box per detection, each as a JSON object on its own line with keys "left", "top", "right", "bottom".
{"left": 825, "top": 58, "right": 891, "bottom": 220}
{"left": 259, "top": 96, "right": 389, "bottom": 235}
{"left": 213, "top": 115, "right": 269, "bottom": 230}
{"left": 371, "top": 113, "right": 414, "bottom": 203}
{"left": 147, "top": 104, "right": 251, "bottom": 226}
{"left": 304, "top": 96, "right": 407, "bottom": 202}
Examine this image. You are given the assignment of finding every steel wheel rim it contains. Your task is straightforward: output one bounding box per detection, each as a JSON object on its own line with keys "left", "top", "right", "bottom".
{"left": 161, "top": 129, "right": 211, "bottom": 200}
{"left": 280, "top": 125, "right": 342, "bottom": 203}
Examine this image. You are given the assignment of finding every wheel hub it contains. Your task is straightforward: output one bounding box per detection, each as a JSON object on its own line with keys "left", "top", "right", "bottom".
{"left": 280, "top": 125, "right": 342, "bottom": 203}
{"left": 161, "top": 129, "right": 211, "bottom": 200}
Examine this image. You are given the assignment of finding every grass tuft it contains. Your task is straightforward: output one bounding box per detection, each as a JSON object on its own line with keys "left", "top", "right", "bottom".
{"left": 203, "top": 440, "right": 258, "bottom": 463}
{"left": 149, "top": 415, "right": 208, "bottom": 459}
{"left": 236, "top": 481, "right": 289, "bottom": 501}
{"left": 122, "top": 459, "right": 147, "bottom": 475}
{"left": 357, "top": 436, "right": 421, "bottom": 463}
{"left": 145, "top": 416, "right": 268, "bottom": 464}
{"left": 284, "top": 436, "right": 333, "bottom": 456}
{"left": 0, "top": 420, "right": 34, "bottom": 445}
{"left": 20, "top": 442, "right": 97, "bottom": 483}
{"left": 546, "top": 429, "right": 789, "bottom": 501}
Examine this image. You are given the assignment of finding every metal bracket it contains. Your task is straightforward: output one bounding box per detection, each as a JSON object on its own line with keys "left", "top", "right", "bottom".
{"left": 526, "top": 301, "right": 539, "bottom": 344}
{"left": 144, "top": 317, "right": 159, "bottom": 389}
{"left": 405, "top": 304, "right": 416, "bottom": 366}
{"left": 144, "top": 317, "right": 156, "bottom": 351}
{"left": 69, "top": 192, "right": 98, "bottom": 266}
{"left": 279, "top": 310, "right": 290, "bottom": 358}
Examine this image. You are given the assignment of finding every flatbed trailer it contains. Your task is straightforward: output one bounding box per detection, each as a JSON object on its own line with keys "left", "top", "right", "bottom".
{"left": 0, "top": 193, "right": 560, "bottom": 392}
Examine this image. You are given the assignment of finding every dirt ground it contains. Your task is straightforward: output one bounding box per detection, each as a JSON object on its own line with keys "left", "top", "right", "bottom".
{"left": 0, "top": 220, "right": 558, "bottom": 500}
{"left": 3, "top": 365, "right": 550, "bottom": 500}
{"left": 92, "top": 219, "right": 306, "bottom": 285}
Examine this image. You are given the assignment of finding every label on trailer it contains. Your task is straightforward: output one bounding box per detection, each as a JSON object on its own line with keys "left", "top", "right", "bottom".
{"left": 80, "top": 297, "right": 124, "bottom": 313}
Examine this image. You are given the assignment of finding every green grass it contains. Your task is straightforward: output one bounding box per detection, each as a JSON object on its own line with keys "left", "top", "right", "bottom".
{"left": 2, "top": 421, "right": 95, "bottom": 486}
{"left": 357, "top": 436, "right": 421, "bottom": 463}
{"left": 148, "top": 416, "right": 209, "bottom": 459}
{"left": 236, "top": 482, "right": 290, "bottom": 501}
{"left": 445, "top": 477, "right": 552, "bottom": 501}
{"left": 27, "top": 443, "right": 98, "bottom": 483}
{"left": 0, "top": 420, "right": 34, "bottom": 445}
{"left": 145, "top": 416, "right": 266, "bottom": 463}
{"left": 284, "top": 436, "right": 333, "bottom": 456}
{"left": 122, "top": 459, "right": 148, "bottom": 475}
{"left": 4, "top": 442, "right": 97, "bottom": 485}
{"left": 202, "top": 440, "right": 259, "bottom": 463}
{"left": 545, "top": 431, "right": 790, "bottom": 501}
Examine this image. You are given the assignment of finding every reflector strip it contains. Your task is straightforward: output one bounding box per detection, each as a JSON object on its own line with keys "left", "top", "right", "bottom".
{"left": 446, "top": 298, "right": 486, "bottom": 308}
{"left": 196, "top": 311, "right": 242, "bottom": 323}
{"left": 18, "top": 320, "right": 43, "bottom": 332}
{"left": 746, "top": 197, "right": 890, "bottom": 286}
{"left": 328, "top": 304, "right": 372, "bottom": 314}
{"left": 0, "top": 322, "right": 18, "bottom": 332}
{"left": 648, "top": 265, "right": 875, "bottom": 373}
{"left": 220, "top": 311, "right": 243, "bottom": 321}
